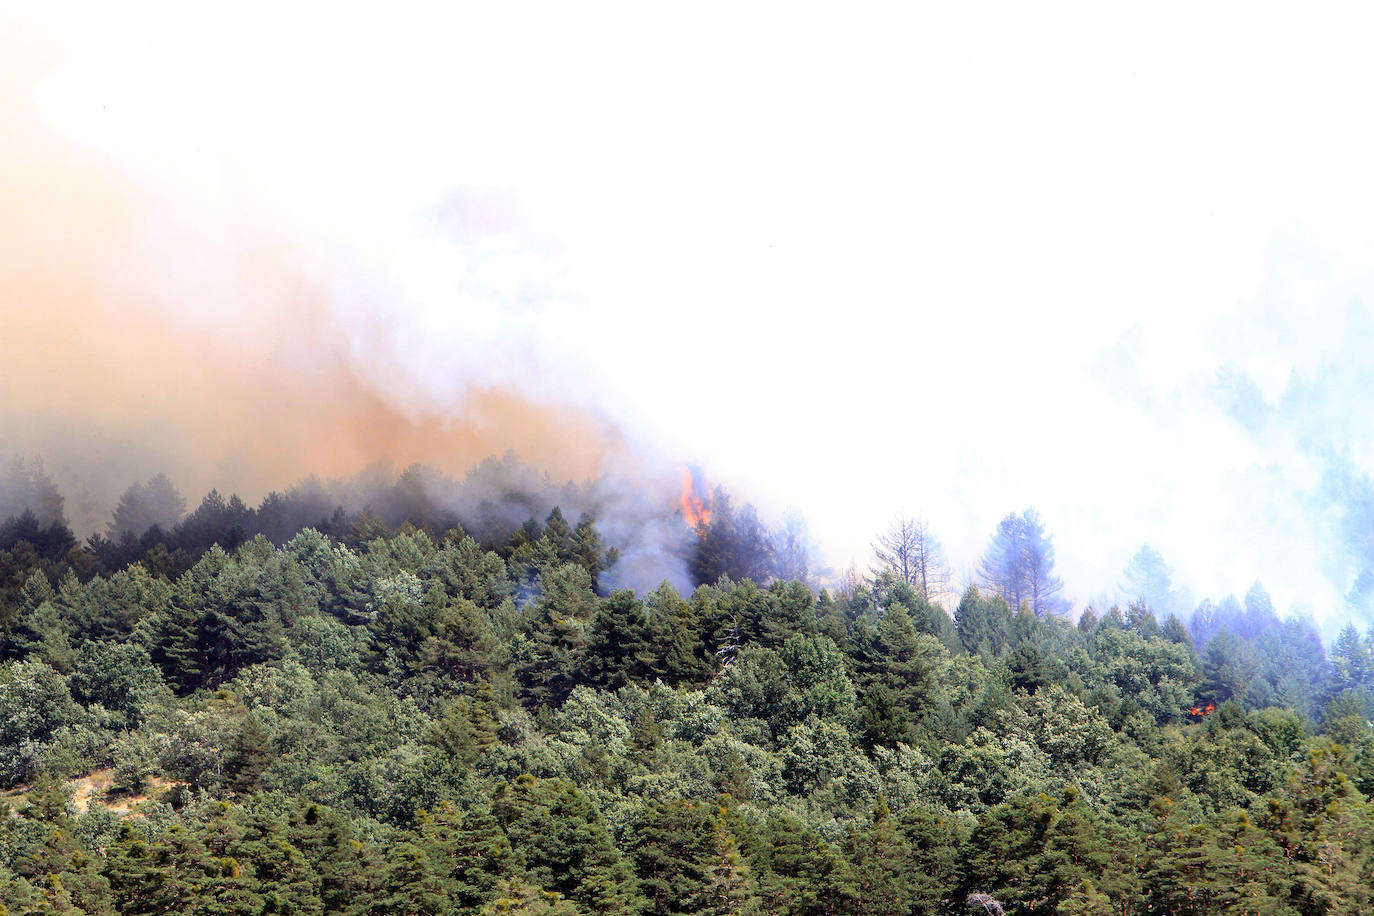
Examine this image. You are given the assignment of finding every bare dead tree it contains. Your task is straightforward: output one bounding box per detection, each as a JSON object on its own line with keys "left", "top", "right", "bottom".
{"left": 966, "top": 893, "right": 1006, "bottom": 916}
{"left": 714, "top": 618, "right": 742, "bottom": 675}
{"left": 873, "top": 514, "right": 919, "bottom": 586}
{"left": 835, "top": 562, "right": 867, "bottom": 602}
{"left": 872, "top": 513, "right": 950, "bottom": 604}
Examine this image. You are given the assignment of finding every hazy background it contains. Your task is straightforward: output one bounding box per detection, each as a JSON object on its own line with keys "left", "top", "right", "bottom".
{"left": 6, "top": 3, "right": 1374, "bottom": 633}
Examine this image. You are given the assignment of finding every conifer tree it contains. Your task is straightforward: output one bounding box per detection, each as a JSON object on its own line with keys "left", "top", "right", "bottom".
{"left": 584, "top": 589, "right": 656, "bottom": 689}
{"left": 955, "top": 587, "right": 1011, "bottom": 657}
{"left": 643, "top": 580, "right": 711, "bottom": 685}
{"left": 492, "top": 776, "right": 642, "bottom": 915}
{"left": 753, "top": 813, "right": 841, "bottom": 916}
{"left": 285, "top": 802, "right": 377, "bottom": 914}
{"left": 224, "top": 713, "right": 272, "bottom": 794}
{"left": 704, "top": 821, "right": 762, "bottom": 916}
{"left": 835, "top": 804, "right": 913, "bottom": 916}
{"left": 630, "top": 799, "right": 718, "bottom": 916}
{"left": 518, "top": 564, "right": 597, "bottom": 707}
{"left": 978, "top": 510, "right": 1069, "bottom": 617}
{"left": 363, "top": 839, "right": 453, "bottom": 915}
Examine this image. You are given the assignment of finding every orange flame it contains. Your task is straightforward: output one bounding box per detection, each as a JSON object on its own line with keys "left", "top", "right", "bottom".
{"left": 680, "top": 467, "right": 713, "bottom": 529}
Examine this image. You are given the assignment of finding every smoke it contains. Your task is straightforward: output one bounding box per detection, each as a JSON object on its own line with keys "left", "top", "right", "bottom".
{"left": 0, "top": 16, "right": 636, "bottom": 541}
{"left": 0, "top": 15, "right": 723, "bottom": 595}
{"left": 1073, "top": 240, "right": 1374, "bottom": 636}
{"left": 9, "top": 6, "right": 1374, "bottom": 636}
{"left": 294, "top": 458, "right": 702, "bottom": 594}
{"left": 402, "top": 457, "right": 700, "bottom": 594}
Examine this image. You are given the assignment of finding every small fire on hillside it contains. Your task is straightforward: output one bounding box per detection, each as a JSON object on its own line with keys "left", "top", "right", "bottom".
{"left": 680, "top": 466, "right": 713, "bottom": 529}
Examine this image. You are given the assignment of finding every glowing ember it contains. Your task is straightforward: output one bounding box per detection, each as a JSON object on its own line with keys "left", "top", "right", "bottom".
{"left": 680, "top": 466, "right": 713, "bottom": 529}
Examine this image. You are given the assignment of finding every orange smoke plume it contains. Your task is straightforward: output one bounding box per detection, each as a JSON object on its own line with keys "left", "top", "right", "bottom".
{"left": 0, "top": 31, "right": 624, "bottom": 534}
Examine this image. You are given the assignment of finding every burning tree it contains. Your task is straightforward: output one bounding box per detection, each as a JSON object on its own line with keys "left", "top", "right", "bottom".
{"left": 680, "top": 466, "right": 713, "bottom": 529}
{"left": 687, "top": 487, "right": 773, "bottom": 587}
{"left": 679, "top": 469, "right": 822, "bottom": 589}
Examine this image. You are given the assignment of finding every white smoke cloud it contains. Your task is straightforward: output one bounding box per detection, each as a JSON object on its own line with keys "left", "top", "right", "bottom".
{"left": 12, "top": 3, "right": 1374, "bottom": 630}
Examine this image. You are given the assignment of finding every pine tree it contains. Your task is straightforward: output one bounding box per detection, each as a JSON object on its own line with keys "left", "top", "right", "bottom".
{"left": 704, "top": 820, "right": 762, "bottom": 916}
{"left": 571, "top": 513, "right": 618, "bottom": 589}
{"left": 959, "top": 788, "right": 1121, "bottom": 913}
{"left": 758, "top": 580, "right": 816, "bottom": 648}
{"left": 856, "top": 684, "right": 919, "bottom": 749}
{"left": 753, "top": 813, "right": 841, "bottom": 916}
{"left": 583, "top": 590, "right": 656, "bottom": 689}
{"left": 1258, "top": 742, "right": 1374, "bottom": 914}
{"left": 104, "top": 820, "right": 260, "bottom": 914}
{"left": 643, "top": 581, "right": 711, "bottom": 686}
{"left": 285, "top": 802, "right": 377, "bottom": 914}
{"left": 871, "top": 514, "right": 950, "bottom": 603}
{"left": 226, "top": 806, "right": 323, "bottom": 914}
{"left": 224, "top": 713, "right": 272, "bottom": 794}
{"left": 1145, "top": 800, "right": 1295, "bottom": 915}
{"left": 11, "top": 815, "right": 112, "bottom": 914}
{"left": 1198, "top": 630, "right": 1255, "bottom": 707}
{"left": 479, "top": 879, "right": 581, "bottom": 915}
{"left": 517, "top": 565, "right": 597, "bottom": 707}
{"left": 493, "top": 776, "right": 642, "bottom": 915}
{"left": 405, "top": 801, "right": 517, "bottom": 913}
{"left": 1329, "top": 623, "right": 1372, "bottom": 696}
{"left": 690, "top": 490, "right": 773, "bottom": 587}
{"left": 630, "top": 799, "right": 718, "bottom": 916}
{"left": 430, "top": 679, "right": 501, "bottom": 767}
{"left": 109, "top": 473, "right": 186, "bottom": 540}
{"left": 363, "top": 839, "right": 452, "bottom": 915}
{"left": 835, "top": 804, "right": 913, "bottom": 916}
{"left": 2, "top": 599, "right": 74, "bottom": 671}
{"left": 897, "top": 808, "right": 962, "bottom": 913}
{"left": 955, "top": 588, "right": 1011, "bottom": 658}
{"left": 1121, "top": 544, "right": 1177, "bottom": 617}
{"left": 1160, "top": 613, "right": 1194, "bottom": 650}
{"left": 978, "top": 510, "right": 1069, "bottom": 617}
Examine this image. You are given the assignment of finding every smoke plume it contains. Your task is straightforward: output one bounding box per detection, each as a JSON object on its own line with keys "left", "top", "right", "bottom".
{"left": 0, "top": 19, "right": 634, "bottom": 541}
{"left": 11, "top": 7, "right": 1374, "bottom": 636}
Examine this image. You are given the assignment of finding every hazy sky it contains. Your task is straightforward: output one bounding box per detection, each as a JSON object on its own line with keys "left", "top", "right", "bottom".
{"left": 7, "top": 4, "right": 1374, "bottom": 631}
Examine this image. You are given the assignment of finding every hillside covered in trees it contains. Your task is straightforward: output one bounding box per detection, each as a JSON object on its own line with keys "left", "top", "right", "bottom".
{"left": 1, "top": 463, "right": 1374, "bottom": 915}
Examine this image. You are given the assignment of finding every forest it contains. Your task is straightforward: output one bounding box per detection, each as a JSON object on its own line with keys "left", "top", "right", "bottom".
{"left": 0, "top": 460, "right": 1373, "bottom": 915}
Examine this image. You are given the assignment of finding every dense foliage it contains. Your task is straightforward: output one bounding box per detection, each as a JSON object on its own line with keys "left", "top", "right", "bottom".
{"left": 1, "top": 466, "right": 1373, "bottom": 914}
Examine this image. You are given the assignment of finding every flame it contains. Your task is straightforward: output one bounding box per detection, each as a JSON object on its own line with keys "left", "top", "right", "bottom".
{"left": 680, "top": 466, "right": 713, "bottom": 529}
{"left": 1188, "top": 703, "right": 1217, "bottom": 718}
